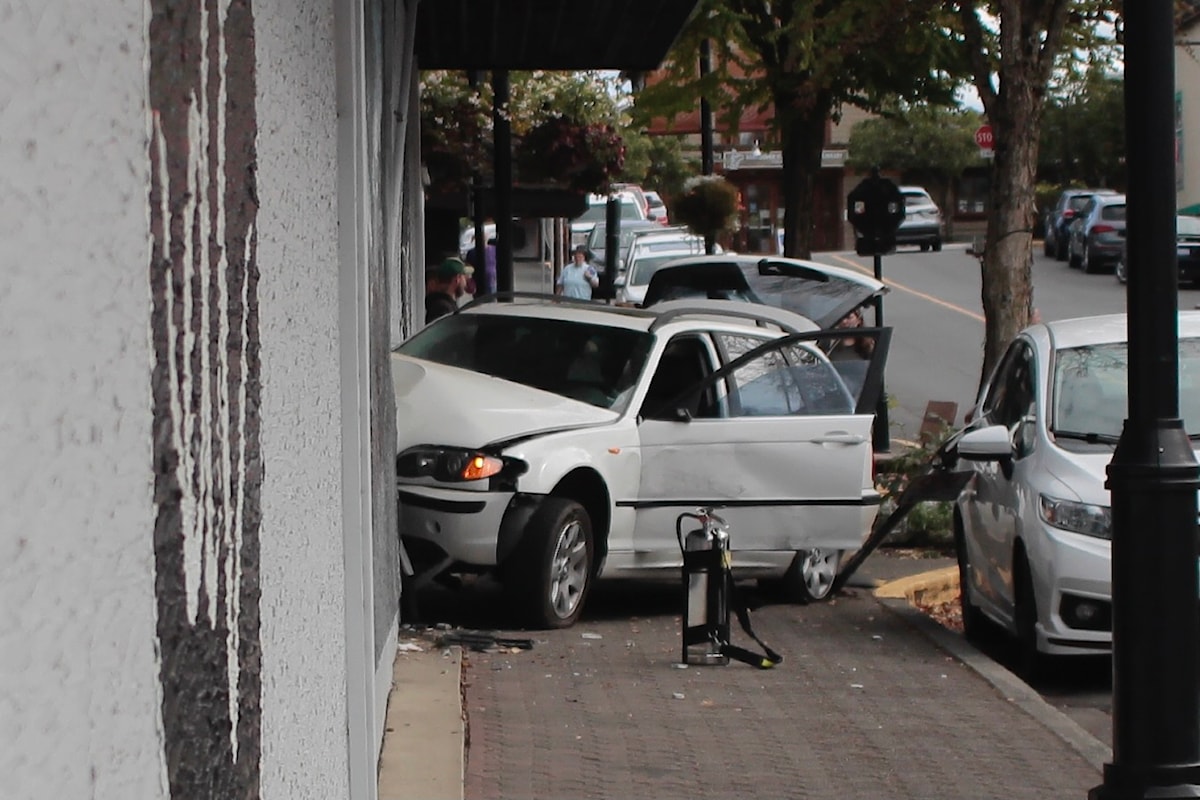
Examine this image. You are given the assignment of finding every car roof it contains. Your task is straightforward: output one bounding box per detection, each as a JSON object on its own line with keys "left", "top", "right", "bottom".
{"left": 898, "top": 186, "right": 933, "bottom": 195}
{"left": 647, "top": 254, "right": 885, "bottom": 292}
{"left": 1033, "top": 311, "right": 1200, "bottom": 351}
{"left": 453, "top": 292, "right": 819, "bottom": 335}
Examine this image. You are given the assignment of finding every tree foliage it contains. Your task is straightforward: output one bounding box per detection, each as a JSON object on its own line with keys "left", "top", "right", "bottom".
{"left": 419, "top": 70, "right": 626, "bottom": 193}
{"left": 1038, "top": 71, "right": 1125, "bottom": 190}
{"left": 950, "top": 0, "right": 1120, "bottom": 384}
{"left": 632, "top": 0, "right": 966, "bottom": 258}
{"left": 848, "top": 104, "right": 984, "bottom": 237}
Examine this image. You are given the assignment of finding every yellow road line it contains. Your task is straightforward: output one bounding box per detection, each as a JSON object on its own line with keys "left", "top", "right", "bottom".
{"left": 826, "top": 252, "right": 985, "bottom": 323}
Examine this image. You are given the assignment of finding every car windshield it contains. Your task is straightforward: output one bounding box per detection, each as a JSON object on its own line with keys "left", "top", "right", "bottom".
{"left": 1067, "top": 195, "right": 1093, "bottom": 212}
{"left": 587, "top": 223, "right": 657, "bottom": 258}
{"left": 1052, "top": 338, "right": 1200, "bottom": 440}
{"left": 629, "top": 254, "right": 697, "bottom": 287}
{"left": 903, "top": 193, "right": 932, "bottom": 208}
{"left": 576, "top": 202, "right": 642, "bottom": 224}
{"left": 397, "top": 313, "right": 654, "bottom": 411}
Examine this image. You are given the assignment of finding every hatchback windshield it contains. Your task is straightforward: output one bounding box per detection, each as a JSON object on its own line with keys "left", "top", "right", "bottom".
{"left": 576, "top": 202, "right": 643, "bottom": 224}
{"left": 1052, "top": 338, "right": 1200, "bottom": 440}
{"left": 397, "top": 314, "right": 654, "bottom": 411}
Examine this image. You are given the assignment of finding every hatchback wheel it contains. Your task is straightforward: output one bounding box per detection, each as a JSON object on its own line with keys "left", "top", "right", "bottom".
{"left": 506, "top": 498, "right": 594, "bottom": 629}
{"left": 931, "top": 238, "right": 942, "bottom": 252}
{"left": 1115, "top": 253, "right": 1128, "bottom": 284}
{"left": 1081, "top": 241, "right": 1099, "bottom": 274}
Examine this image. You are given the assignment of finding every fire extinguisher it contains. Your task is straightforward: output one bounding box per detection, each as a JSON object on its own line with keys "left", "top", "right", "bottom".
{"left": 678, "top": 507, "right": 731, "bottom": 666}
{"left": 676, "top": 508, "right": 782, "bottom": 669}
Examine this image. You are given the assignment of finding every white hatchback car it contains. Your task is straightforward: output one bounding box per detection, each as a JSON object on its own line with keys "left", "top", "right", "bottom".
{"left": 395, "top": 295, "right": 891, "bottom": 628}
{"left": 951, "top": 312, "right": 1200, "bottom": 675}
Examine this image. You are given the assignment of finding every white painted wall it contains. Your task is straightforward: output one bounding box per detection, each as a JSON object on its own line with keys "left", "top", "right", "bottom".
{"left": 2, "top": 1, "right": 402, "bottom": 798}
{"left": 0, "top": 3, "right": 168, "bottom": 799}
{"left": 254, "top": 2, "right": 354, "bottom": 798}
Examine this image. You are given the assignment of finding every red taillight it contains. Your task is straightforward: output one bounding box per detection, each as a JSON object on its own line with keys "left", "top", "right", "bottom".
{"left": 1063, "top": 209, "right": 1076, "bottom": 219}
{"left": 1091, "top": 224, "right": 1116, "bottom": 234}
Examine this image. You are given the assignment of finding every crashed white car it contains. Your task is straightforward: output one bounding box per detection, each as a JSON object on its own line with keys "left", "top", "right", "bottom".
{"left": 395, "top": 289, "right": 890, "bottom": 628}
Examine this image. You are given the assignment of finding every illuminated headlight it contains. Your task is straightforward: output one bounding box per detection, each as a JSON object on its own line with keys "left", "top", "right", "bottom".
{"left": 396, "top": 446, "right": 527, "bottom": 484}
{"left": 1038, "top": 494, "right": 1112, "bottom": 539}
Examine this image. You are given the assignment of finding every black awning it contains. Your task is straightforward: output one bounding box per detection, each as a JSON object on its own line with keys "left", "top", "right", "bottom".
{"left": 415, "top": 0, "right": 698, "bottom": 71}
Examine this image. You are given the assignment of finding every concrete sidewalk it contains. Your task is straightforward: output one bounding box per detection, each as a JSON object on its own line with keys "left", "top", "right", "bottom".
{"left": 379, "top": 555, "right": 1111, "bottom": 800}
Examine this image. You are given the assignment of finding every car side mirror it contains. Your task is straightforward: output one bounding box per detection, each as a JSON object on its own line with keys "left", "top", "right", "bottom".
{"left": 958, "top": 424, "right": 1015, "bottom": 478}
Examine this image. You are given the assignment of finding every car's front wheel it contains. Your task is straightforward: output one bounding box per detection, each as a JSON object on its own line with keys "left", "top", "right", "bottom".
{"left": 506, "top": 498, "right": 594, "bottom": 629}
{"left": 1115, "top": 252, "right": 1128, "bottom": 284}
{"left": 931, "top": 238, "right": 942, "bottom": 252}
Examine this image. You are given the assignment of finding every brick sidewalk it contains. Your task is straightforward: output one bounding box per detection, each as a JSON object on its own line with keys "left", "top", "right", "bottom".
{"left": 460, "top": 584, "right": 1102, "bottom": 800}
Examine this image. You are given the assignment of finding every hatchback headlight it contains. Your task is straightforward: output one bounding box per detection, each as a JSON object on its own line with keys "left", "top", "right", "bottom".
{"left": 396, "top": 446, "right": 527, "bottom": 484}
{"left": 1038, "top": 494, "right": 1111, "bottom": 539}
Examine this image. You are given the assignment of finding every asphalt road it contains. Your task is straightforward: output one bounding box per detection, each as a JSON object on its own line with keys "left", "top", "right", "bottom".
{"left": 810, "top": 242, "right": 1200, "bottom": 445}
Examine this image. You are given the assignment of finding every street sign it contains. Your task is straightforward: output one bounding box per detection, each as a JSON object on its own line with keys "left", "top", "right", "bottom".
{"left": 974, "top": 124, "right": 994, "bottom": 151}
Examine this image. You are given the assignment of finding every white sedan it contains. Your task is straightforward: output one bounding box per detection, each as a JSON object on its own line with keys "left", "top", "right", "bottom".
{"left": 394, "top": 294, "right": 891, "bottom": 628}
{"left": 951, "top": 312, "right": 1200, "bottom": 676}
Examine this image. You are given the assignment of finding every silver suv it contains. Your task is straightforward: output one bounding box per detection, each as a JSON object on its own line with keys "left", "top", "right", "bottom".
{"left": 894, "top": 186, "right": 944, "bottom": 252}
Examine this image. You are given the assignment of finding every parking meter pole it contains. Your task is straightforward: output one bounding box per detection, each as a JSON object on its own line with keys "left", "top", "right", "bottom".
{"left": 1089, "top": 1, "right": 1200, "bottom": 798}
{"left": 871, "top": 252, "right": 889, "bottom": 453}
{"left": 602, "top": 199, "right": 619, "bottom": 301}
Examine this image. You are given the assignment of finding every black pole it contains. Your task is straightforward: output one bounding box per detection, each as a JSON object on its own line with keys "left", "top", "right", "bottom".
{"left": 493, "top": 71, "right": 514, "bottom": 294}
{"left": 1090, "top": 0, "right": 1200, "bottom": 797}
{"left": 871, "top": 251, "right": 890, "bottom": 453}
{"left": 602, "top": 197, "right": 620, "bottom": 301}
{"left": 700, "top": 39, "right": 715, "bottom": 255}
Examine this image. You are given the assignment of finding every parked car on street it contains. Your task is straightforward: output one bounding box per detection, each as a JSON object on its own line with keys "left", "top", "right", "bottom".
{"left": 639, "top": 255, "right": 886, "bottom": 329}
{"left": 583, "top": 219, "right": 660, "bottom": 274}
{"left": 1044, "top": 188, "right": 1118, "bottom": 262}
{"left": 644, "top": 190, "right": 669, "bottom": 225}
{"left": 571, "top": 191, "right": 646, "bottom": 248}
{"left": 615, "top": 247, "right": 705, "bottom": 306}
{"left": 394, "top": 295, "right": 891, "bottom": 627}
{"left": 894, "top": 186, "right": 944, "bottom": 252}
{"left": 1067, "top": 194, "right": 1126, "bottom": 273}
{"left": 948, "top": 312, "right": 1200, "bottom": 677}
{"left": 1115, "top": 214, "right": 1200, "bottom": 286}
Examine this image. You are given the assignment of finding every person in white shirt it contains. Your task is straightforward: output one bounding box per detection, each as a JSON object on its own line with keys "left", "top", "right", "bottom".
{"left": 557, "top": 245, "right": 599, "bottom": 300}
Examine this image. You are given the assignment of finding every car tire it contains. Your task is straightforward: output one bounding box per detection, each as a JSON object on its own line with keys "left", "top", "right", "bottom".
{"left": 920, "top": 242, "right": 931, "bottom": 253}
{"left": 1081, "top": 241, "right": 1099, "bottom": 274}
{"left": 1043, "top": 235, "right": 1054, "bottom": 257}
{"left": 506, "top": 497, "right": 594, "bottom": 629}
{"left": 954, "top": 516, "right": 988, "bottom": 643}
{"left": 932, "top": 238, "right": 942, "bottom": 252}
{"left": 1013, "top": 549, "right": 1048, "bottom": 682}
{"left": 1055, "top": 237, "right": 1069, "bottom": 262}
{"left": 760, "top": 548, "right": 841, "bottom": 604}
{"left": 1115, "top": 253, "right": 1128, "bottom": 284}
{"left": 1068, "top": 242, "right": 1082, "bottom": 269}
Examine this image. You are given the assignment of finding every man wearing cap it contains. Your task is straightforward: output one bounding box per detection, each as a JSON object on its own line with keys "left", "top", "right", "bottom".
{"left": 425, "top": 257, "right": 474, "bottom": 324}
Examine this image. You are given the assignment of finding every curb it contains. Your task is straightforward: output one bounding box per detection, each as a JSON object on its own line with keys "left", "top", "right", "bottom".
{"left": 378, "top": 643, "right": 465, "bottom": 800}
{"left": 873, "top": 570, "right": 1111, "bottom": 774}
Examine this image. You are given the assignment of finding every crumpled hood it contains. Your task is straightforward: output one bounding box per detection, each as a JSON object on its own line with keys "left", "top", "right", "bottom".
{"left": 392, "top": 354, "right": 617, "bottom": 450}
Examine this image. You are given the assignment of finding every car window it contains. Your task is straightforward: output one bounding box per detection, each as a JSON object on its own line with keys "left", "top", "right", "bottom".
{"left": 1068, "top": 195, "right": 1093, "bottom": 212}
{"left": 640, "top": 335, "right": 718, "bottom": 420}
{"left": 1100, "top": 203, "right": 1126, "bottom": 222}
{"left": 397, "top": 314, "right": 654, "bottom": 412}
{"left": 721, "top": 341, "right": 854, "bottom": 417}
{"left": 903, "top": 192, "right": 933, "bottom": 208}
{"left": 1179, "top": 216, "right": 1200, "bottom": 236}
{"left": 982, "top": 340, "right": 1037, "bottom": 430}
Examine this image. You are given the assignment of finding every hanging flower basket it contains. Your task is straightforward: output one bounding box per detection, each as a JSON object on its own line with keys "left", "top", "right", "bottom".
{"left": 672, "top": 175, "right": 740, "bottom": 239}
{"left": 515, "top": 116, "right": 625, "bottom": 196}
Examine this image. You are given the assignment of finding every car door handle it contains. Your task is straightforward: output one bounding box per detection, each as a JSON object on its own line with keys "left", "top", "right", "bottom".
{"left": 811, "top": 433, "right": 866, "bottom": 445}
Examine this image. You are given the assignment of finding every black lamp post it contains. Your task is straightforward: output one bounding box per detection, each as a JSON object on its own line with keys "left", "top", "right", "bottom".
{"left": 1090, "top": 1, "right": 1200, "bottom": 797}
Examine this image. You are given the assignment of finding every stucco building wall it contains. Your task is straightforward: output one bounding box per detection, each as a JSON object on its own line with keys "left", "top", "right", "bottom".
{"left": 0, "top": 4, "right": 167, "bottom": 798}
{"left": 2, "top": 0, "right": 412, "bottom": 797}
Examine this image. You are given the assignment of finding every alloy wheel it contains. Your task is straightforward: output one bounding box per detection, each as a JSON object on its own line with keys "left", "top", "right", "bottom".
{"left": 549, "top": 519, "right": 589, "bottom": 620}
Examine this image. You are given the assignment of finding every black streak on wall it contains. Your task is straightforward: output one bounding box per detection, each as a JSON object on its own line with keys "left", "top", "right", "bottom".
{"left": 148, "top": 0, "right": 262, "bottom": 797}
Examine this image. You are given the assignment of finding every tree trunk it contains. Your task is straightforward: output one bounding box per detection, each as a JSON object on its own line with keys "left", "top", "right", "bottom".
{"left": 979, "top": 80, "right": 1042, "bottom": 387}
{"left": 779, "top": 95, "right": 829, "bottom": 260}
